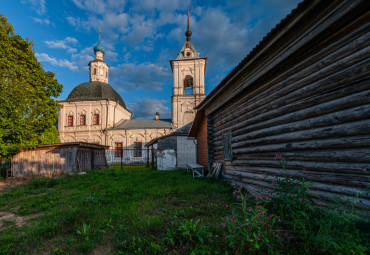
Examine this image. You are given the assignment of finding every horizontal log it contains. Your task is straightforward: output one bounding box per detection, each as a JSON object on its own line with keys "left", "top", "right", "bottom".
{"left": 231, "top": 149, "right": 370, "bottom": 163}
{"left": 223, "top": 174, "right": 370, "bottom": 209}
{"left": 215, "top": 103, "right": 370, "bottom": 147}
{"left": 214, "top": 86, "right": 370, "bottom": 140}
{"left": 213, "top": 119, "right": 370, "bottom": 148}
{"left": 214, "top": 135, "right": 370, "bottom": 157}
{"left": 213, "top": 56, "right": 370, "bottom": 140}
{"left": 223, "top": 168, "right": 369, "bottom": 190}
{"left": 221, "top": 159, "right": 369, "bottom": 174}
{"left": 223, "top": 171, "right": 368, "bottom": 200}
{"left": 213, "top": 64, "right": 370, "bottom": 141}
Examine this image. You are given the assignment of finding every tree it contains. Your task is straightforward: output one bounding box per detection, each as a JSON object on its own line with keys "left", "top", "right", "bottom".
{"left": 0, "top": 15, "right": 62, "bottom": 159}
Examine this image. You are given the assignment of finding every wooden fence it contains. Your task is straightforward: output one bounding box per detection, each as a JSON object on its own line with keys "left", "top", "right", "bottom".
{"left": 11, "top": 142, "right": 108, "bottom": 177}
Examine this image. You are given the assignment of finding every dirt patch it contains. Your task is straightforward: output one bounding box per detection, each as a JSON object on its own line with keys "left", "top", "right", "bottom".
{"left": 0, "top": 177, "right": 32, "bottom": 194}
{"left": 0, "top": 211, "right": 40, "bottom": 231}
{"left": 92, "top": 242, "right": 114, "bottom": 255}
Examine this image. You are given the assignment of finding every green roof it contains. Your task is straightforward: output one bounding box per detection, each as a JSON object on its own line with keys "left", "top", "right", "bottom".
{"left": 176, "top": 41, "right": 201, "bottom": 60}
{"left": 64, "top": 81, "right": 126, "bottom": 109}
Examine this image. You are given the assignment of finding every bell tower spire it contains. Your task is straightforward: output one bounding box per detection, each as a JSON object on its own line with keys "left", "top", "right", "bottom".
{"left": 89, "top": 27, "right": 109, "bottom": 83}
{"left": 185, "top": 8, "right": 192, "bottom": 42}
{"left": 170, "top": 10, "right": 207, "bottom": 128}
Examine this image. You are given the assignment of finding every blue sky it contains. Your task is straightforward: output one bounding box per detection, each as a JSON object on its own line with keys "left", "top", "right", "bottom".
{"left": 2, "top": 0, "right": 301, "bottom": 119}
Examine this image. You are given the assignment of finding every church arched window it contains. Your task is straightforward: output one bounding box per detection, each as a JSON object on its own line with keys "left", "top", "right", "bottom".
{"left": 184, "top": 75, "right": 193, "bottom": 95}
{"left": 93, "top": 68, "right": 96, "bottom": 75}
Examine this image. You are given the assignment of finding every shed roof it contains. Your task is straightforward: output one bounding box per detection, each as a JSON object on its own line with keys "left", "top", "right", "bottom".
{"left": 110, "top": 119, "right": 173, "bottom": 130}
{"left": 146, "top": 122, "right": 193, "bottom": 147}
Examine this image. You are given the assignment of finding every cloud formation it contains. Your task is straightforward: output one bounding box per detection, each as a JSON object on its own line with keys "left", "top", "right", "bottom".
{"left": 66, "top": 0, "right": 301, "bottom": 91}
{"left": 44, "top": 37, "right": 78, "bottom": 53}
{"left": 21, "top": 0, "right": 47, "bottom": 15}
{"left": 110, "top": 62, "right": 171, "bottom": 91}
{"left": 128, "top": 98, "right": 171, "bottom": 119}
{"left": 32, "top": 17, "right": 50, "bottom": 25}
{"left": 35, "top": 53, "right": 78, "bottom": 71}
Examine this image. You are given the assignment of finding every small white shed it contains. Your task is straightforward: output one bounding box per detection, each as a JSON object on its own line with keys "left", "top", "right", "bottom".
{"left": 146, "top": 123, "right": 196, "bottom": 170}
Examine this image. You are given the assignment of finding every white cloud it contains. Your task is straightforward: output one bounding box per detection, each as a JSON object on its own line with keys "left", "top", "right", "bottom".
{"left": 128, "top": 98, "right": 170, "bottom": 119}
{"left": 44, "top": 37, "right": 78, "bottom": 53}
{"left": 32, "top": 17, "right": 50, "bottom": 25}
{"left": 21, "top": 0, "right": 47, "bottom": 15}
{"left": 35, "top": 53, "right": 78, "bottom": 71}
{"left": 110, "top": 62, "right": 171, "bottom": 91}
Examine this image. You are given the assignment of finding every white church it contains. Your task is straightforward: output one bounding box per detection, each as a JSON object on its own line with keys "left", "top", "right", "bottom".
{"left": 57, "top": 16, "right": 207, "bottom": 156}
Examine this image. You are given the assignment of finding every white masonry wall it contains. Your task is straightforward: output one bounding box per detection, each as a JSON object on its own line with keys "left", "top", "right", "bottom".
{"left": 176, "top": 136, "right": 197, "bottom": 168}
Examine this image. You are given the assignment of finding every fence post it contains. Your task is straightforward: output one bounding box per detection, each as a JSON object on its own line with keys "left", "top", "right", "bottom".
{"left": 151, "top": 146, "right": 155, "bottom": 169}
{"left": 120, "top": 148, "right": 123, "bottom": 170}
{"left": 146, "top": 146, "right": 149, "bottom": 168}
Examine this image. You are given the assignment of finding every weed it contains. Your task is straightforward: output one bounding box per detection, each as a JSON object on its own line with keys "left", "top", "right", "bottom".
{"left": 76, "top": 223, "right": 94, "bottom": 241}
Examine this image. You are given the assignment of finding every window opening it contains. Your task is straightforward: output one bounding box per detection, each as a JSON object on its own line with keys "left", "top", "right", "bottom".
{"left": 115, "top": 143, "right": 123, "bottom": 157}
{"left": 93, "top": 68, "right": 96, "bottom": 75}
{"left": 93, "top": 114, "right": 100, "bottom": 125}
{"left": 67, "top": 116, "right": 73, "bottom": 126}
{"left": 80, "top": 114, "right": 86, "bottom": 126}
{"left": 134, "top": 142, "right": 142, "bottom": 157}
{"left": 222, "top": 130, "right": 233, "bottom": 160}
{"left": 184, "top": 75, "right": 193, "bottom": 95}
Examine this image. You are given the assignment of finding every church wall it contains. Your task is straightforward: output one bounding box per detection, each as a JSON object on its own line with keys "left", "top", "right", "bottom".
{"left": 107, "top": 101, "right": 131, "bottom": 127}
{"left": 59, "top": 100, "right": 106, "bottom": 144}
{"left": 58, "top": 100, "right": 132, "bottom": 145}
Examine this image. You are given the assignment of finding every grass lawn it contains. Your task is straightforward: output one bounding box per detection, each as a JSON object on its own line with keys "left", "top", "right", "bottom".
{"left": 0, "top": 168, "right": 233, "bottom": 254}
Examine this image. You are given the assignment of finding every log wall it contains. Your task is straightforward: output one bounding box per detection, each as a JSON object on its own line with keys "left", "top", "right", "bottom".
{"left": 205, "top": 0, "right": 370, "bottom": 210}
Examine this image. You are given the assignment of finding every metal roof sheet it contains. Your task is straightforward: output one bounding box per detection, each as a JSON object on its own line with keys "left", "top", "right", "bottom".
{"left": 111, "top": 119, "right": 173, "bottom": 130}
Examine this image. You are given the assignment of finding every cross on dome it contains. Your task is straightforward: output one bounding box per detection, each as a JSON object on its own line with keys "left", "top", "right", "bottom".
{"left": 94, "top": 27, "right": 105, "bottom": 55}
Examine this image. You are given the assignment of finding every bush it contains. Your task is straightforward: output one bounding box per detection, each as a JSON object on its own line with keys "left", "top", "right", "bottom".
{"left": 222, "top": 185, "right": 281, "bottom": 254}
{"left": 0, "top": 161, "right": 10, "bottom": 179}
{"left": 222, "top": 155, "right": 368, "bottom": 254}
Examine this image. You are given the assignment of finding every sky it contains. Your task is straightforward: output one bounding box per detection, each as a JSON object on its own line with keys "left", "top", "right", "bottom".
{"left": 2, "top": 0, "right": 301, "bottom": 119}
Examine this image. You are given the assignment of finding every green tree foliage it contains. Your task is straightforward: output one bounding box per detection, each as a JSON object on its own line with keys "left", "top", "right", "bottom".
{"left": 0, "top": 15, "right": 62, "bottom": 159}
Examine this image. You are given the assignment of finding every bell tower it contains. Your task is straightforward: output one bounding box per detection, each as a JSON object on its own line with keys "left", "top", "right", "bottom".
{"left": 170, "top": 11, "right": 207, "bottom": 128}
{"left": 89, "top": 27, "right": 109, "bottom": 83}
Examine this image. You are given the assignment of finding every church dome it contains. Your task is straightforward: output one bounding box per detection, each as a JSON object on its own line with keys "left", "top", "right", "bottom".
{"left": 94, "top": 42, "right": 106, "bottom": 54}
{"left": 65, "top": 81, "right": 126, "bottom": 108}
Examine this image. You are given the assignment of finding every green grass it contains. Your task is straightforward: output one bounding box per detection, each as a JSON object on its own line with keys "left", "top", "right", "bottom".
{"left": 0, "top": 168, "right": 233, "bottom": 254}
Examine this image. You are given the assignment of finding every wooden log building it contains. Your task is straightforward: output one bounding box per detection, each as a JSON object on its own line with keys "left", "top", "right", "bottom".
{"left": 194, "top": 0, "right": 370, "bottom": 210}
{"left": 11, "top": 142, "right": 108, "bottom": 177}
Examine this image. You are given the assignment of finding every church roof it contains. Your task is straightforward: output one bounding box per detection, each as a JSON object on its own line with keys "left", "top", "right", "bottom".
{"left": 111, "top": 119, "right": 173, "bottom": 130}
{"left": 176, "top": 41, "right": 200, "bottom": 60}
{"left": 94, "top": 42, "right": 106, "bottom": 54}
{"left": 63, "top": 81, "right": 126, "bottom": 109}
